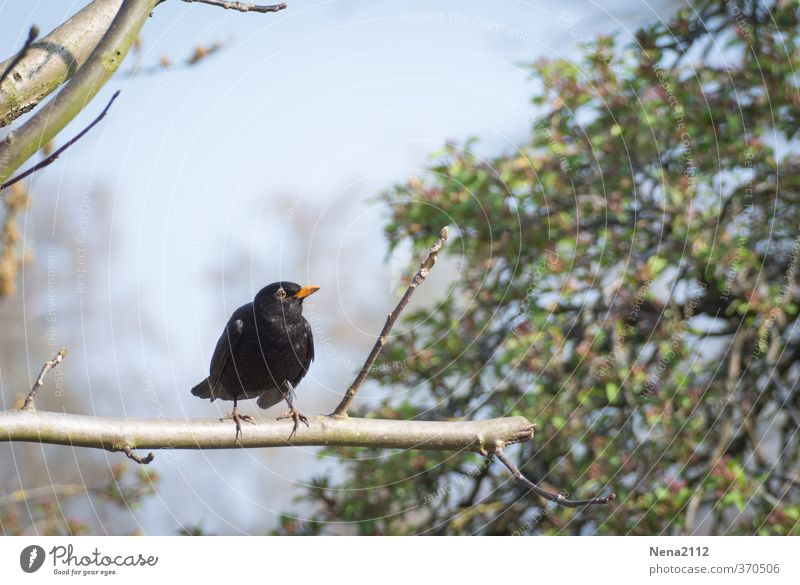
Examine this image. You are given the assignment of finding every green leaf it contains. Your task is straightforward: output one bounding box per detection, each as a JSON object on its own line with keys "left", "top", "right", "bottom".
{"left": 647, "top": 255, "right": 668, "bottom": 276}
{"left": 605, "top": 383, "right": 621, "bottom": 403}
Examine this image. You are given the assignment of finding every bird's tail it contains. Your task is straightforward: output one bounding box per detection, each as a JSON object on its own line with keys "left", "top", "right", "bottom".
{"left": 191, "top": 378, "right": 214, "bottom": 399}
{"left": 256, "top": 387, "right": 285, "bottom": 410}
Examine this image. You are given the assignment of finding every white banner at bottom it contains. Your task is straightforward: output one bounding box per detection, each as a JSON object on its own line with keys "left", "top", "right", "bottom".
{"left": 1, "top": 536, "right": 798, "bottom": 584}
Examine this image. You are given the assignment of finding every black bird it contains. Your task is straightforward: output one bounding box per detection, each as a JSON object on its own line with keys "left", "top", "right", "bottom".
{"left": 191, "top": 281, "right": 319, "bottom": 439}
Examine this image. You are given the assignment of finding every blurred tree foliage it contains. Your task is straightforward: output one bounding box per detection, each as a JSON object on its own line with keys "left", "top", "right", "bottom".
{"left": 283, "top": 0, "right": 800, "bottom": 535}
{"left": 0, "top": 464, "right": 157, "bottom": 535}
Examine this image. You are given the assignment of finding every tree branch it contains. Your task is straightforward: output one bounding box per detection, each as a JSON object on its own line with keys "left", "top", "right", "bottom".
{"left": 1, "top": 92, "right": 120, "bottom": 193}
{"left": 494, "top": 448, "right": 616, "bottom": 508}
{"left": 0, "top": 484, "right": 89, "bottom": 506}
{"left": 122, "top": 444, "right": 155, "bottom": 464}
{"left": 0, "top": 410, "right": 534, "bottom": 455}
{"left": 333, "top": 226, "right": 449, "bottom": 416}
{"left": 0, "top": 0, "right": 158, "bottom": 186}
{"left": 0, "top": 0, "right": 123, "bottom": 128}
{"left": 182, "top": 0, "right": 287, "bottom": 13}
{"left": 0, "top": 25, "right": 39, "bottom": 89}
{"left": 21, "top": 348, "right": 67, "bottom": 411}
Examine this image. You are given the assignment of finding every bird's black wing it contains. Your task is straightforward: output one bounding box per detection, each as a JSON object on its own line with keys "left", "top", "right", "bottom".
{"left": 191, "top": 306, "right": 247, "bottom": 401}
{"left": 210, "top": 312, "right": 246, "bottom": 387}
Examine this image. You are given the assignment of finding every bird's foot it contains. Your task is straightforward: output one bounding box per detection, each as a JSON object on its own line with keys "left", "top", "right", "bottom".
{"left": 221, "top": 411, "right": 255, "bottom": 440}
{"left": 278, "top": 408, "right": 309, "bottom": 439}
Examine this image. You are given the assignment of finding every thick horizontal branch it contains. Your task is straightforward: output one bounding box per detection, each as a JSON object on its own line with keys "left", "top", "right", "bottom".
{"left": 0, "top": 0, "right": 122, "bottom": 127}
{"left": 0, "top": 410, "right": 534, "bottom": 454}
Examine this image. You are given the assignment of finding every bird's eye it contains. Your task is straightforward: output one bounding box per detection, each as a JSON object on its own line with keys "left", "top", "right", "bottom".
{"left": 276, "top": 288, "right": 287, "bottom": 299}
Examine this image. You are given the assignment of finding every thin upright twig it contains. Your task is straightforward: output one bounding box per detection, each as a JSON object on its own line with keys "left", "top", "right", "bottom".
{"left": 181, "top": 0, "right": 287, "bottom": 13}
{"left": 0, "top": 91, "right": 120, "bottom": 193}
{"left": 333, "top": 226, "right": 449, "bottom": 416}
{"left": 495, "top": 448, "right": 616, "bottom": 508}
{"left": 22, "top": 348, "right": 67, "bottom": 411}
{"left": 0, "top": 25, "right": 39, "bottom": 88}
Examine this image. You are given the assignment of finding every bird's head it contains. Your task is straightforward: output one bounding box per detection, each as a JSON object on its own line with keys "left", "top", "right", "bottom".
{"left": 256, "top": 281, "right": 320, "bottom": 313}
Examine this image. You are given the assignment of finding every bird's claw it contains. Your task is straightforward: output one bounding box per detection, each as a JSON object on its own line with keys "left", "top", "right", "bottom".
{"left": 278, "top": 409, "right": 309, "bottom": 439}
{"left": 221, "top": 411, "right": 255, "bottom": 440}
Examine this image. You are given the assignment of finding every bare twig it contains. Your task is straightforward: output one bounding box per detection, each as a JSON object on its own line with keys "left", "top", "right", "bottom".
{"left": 122, "top": 445, "right": 155, "bottom": 465}
{"left": 494, "top": 448, "right": 616, "bottom": 508}
{"left": 333, "top": 226, "right": 449, "bottom": 416}
{"left": 0, "top": 25, "right": 39, "bottom": 89}
{"left": 0, "top": 484, "right": 88, "bottom": 506}
{"left": 122, "top": 42, "right": 225, "bottom": 78}
{"left": 21, "top": 348, "right": 67, "bottom": 411}
{"left": 1, "top": 91, "right": 120, "bottom": 193}
{"left": 181, "top": 0, "right": 287, "bottom": 13}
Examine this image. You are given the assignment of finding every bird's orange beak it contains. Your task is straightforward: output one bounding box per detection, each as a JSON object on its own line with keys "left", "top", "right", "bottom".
{"left": 293, "top": 285, "right": 320, "bottom": 299}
